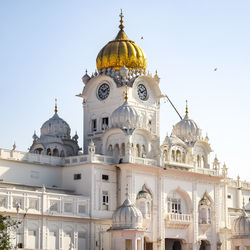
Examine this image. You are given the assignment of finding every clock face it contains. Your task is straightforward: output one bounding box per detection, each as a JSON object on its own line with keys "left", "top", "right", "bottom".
{"left": 97, "top": 83, "right": 110, "bottom": 100}
{"left": 137, "top": 84, "right": 148, "bottom": 100}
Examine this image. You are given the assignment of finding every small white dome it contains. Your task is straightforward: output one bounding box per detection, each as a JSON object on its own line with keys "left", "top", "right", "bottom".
{"left": 172, "top": 112, "right": 201, "bottom": 143}
{"left": 41, "top": 112, "right": 71, "bottom": 139}
{"left": 232, "top": 209, "right": 250, "bottom": 237}
{"left": 110, "top": 101, "right": 139, "bottom": 130}
{"left": 112, "top": 198, "right": 143, "bottom": 230}
{"left": 136, "top": 185, "right": 152, "bottom": 200}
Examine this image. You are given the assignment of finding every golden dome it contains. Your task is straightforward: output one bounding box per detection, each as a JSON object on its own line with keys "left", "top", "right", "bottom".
{"left": 96, "top": 11, "right": 147, "bottom": 71}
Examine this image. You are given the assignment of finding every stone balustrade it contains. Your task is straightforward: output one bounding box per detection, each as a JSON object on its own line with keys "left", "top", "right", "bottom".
{"left": 64, "top": 154, "right": 114, "bottom": 166}
{"left": 192, "top": 167, "right": 220, "bottom": 176}
{"left": 0, "top": 186, "right": 89, "bottom": 218}
{"left": 165, "top": 213, "right": 192, "bottom": 229}
{"left": 0, "top": 148, "right": 63, "bottom": 166}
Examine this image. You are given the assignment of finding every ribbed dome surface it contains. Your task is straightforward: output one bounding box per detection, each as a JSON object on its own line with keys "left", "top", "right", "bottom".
{"left": 41, "top": 113, "right": 71, "bottom": 139}
{"left": 172, "top": 113, "right": 201, "bottom": 143}
{"left": 110, "top": 101, "right": 139, "bottom": 130}
{"left": 112, "top": 198, "right": 143, "bottom": 230}
{"left": 232, "top": 209, "right": 250, "bottom": 237}
{"left": 96, "top": 29, "right": 147, "bottom": 71}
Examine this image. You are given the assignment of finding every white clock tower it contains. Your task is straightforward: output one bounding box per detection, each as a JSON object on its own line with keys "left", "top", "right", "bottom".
{"left": 79, "top": 11, "right": 162, "bottom": 164}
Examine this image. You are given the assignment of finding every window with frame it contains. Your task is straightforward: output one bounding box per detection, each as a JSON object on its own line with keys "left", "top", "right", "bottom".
{"left": 167, "top": 198, "right": 182, "bottom": 214}
{"left": 102, "top": 174, "right": 109, "bottom": 181}
{"left": 91, "top": 119, "right": 97, "bottom": 132}
{"left": 74, "top": 173, "right": 81, "bottom": 180}
{"left": 78, "top": 204, "right": 86, "bottom": 214}
{"left": 0, "top": 197, "right": 7, "bottom": 208}
{"left": 64, "top": 202, "right": 73, "bottom": 213}
{"left": 102, "top": 191, "right": 109, "bottom": 210}
{"left": 29, "top": 198, "right": 38, "bottom": 210}
{"left": 49, "top": 200, "right": 59, "bottom": 212}
{"left": 102, "top": 117, "right": 109, "bottom": 130}
{"left": 12, "top": 197, "right": 23, "bottom": 209}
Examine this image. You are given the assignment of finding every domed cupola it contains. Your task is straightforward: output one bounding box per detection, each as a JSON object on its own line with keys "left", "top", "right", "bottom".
{"left": 136, "top": 184, "right": 151, "bottom": 200}
{"left": 29, "top": 100, "right": 80, "bottom": 157}
{"left": 232, "top": 206, "right": 250, "bottom": 237}
{"left": 40, "top": 104, "right": 70, "bottom": 139}
{"left": 96, "top": 10, "right": 147, "bottom": 72}
{"left": 111, "top": 198, "right": 143, "bottom": 230}
{"left": 172, "top": 102, "right": 201, "bottom": 143}
{"left": 110, "top": 93, "right": 139, "bottom": 132}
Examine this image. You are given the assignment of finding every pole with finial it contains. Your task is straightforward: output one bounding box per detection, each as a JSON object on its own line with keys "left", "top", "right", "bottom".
{"left": 125, "top": 183, "right": 129, "bottom": 199}
{"left": 124, "top": 85, "right": 128, "bottom": 101}
{"left": 119, "top": 9, "right": 124, "bottom": 30}
{"left": 54, "top": 98, "right": 58, "bottom": 113}
{"left": 185, "top": 100, "right": 189, "bottom": 116}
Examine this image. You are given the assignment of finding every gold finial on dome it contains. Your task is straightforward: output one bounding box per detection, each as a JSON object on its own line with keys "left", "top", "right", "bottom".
{"left": 96, "top": 11, "right": 147, "bottom": 71}
{"left": 119, "top": 9, "right": 124, "bottom": 30}
{"left": 185, "top": 100, "right": 189, "bottom": 115}
{"left": 54, "top": 98, "right": 58, "bottom": 113}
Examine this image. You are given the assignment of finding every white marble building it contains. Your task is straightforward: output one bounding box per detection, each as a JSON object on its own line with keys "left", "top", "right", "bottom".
{"left": 0, "top": 12, "right": 250, "bottom": 250}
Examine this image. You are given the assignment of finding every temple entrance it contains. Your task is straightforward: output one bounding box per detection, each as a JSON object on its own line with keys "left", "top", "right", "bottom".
{"left": 165, "top": 239, "right": 183, "bottom": 250}
{"left": 199, "top": 240, "right": 211, "bottom": 250}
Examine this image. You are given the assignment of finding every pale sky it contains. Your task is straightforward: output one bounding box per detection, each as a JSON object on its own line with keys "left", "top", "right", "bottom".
{"left": 1, "top": 0, "right": 250, "bottom": 180}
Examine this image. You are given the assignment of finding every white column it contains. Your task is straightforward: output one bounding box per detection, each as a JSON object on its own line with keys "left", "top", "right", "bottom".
{"left": 132, "top": 238, "right": 137, "bottom": 250}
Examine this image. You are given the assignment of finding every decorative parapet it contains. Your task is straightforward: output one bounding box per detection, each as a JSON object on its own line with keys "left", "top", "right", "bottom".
{"left": 191, "top": 167, "right": 220, "bottom": 177}
{"left": 0, "top": 148, "right": 63, "bottom": 166}
{"left": 64, "top": 154, "right": 114, "bottom": 166}
{"left": 228, "top": 179, "right": 250, "bottom": 190}
{"left": 164, "top": 161, "right": 193, "bottom": 170}
{"left": 129, "top": 156, "right": 158, "bottom": 167}
{"left": 165, "top": 213, "right": 192, "bottom": 229}
{"left": 0, "top": 186, "right": 90, "bottom": 218}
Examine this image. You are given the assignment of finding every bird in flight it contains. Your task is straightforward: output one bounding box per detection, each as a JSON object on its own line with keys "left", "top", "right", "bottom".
{"left": 214, "top": 68, "right": 218, "bottom": 71}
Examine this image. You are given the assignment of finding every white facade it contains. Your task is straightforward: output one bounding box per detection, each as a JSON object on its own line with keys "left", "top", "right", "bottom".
{"left": 0, "top": 14, "right": 250, "bottom": 250}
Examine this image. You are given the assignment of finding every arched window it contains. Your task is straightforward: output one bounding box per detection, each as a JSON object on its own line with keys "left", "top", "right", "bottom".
{"left": 53, "top": 148, "right": 59, "bottom": 157}
{"left": 171, "top": 150, "right": 175, "bottom": 161}
{"left": 136, "top": 144, "right": 140, "bottom": 157}
{"left": 182, "top": 152, "right": 186, "bottom": 163}
{"left": 46, "top": 148, "right": 51, "bottom": 156}
{"left": 176, "top": 150, "right": 181, "bottom": 162}
{"left": 197, "top": 155, "right": 201, "bottom": 168}
{"left": 163, "top": 150, "right": 168, "bottom": 162}
{"left": 202, "top": 156, "right": 206, "bottom": 168}
{"left": 131, "top": 143, "right": 134, "bottom": 156}
{"left": 60, "top": 150, "right": 65, "bottom": 157}
{"left": 114, "top": 144, "right": 120, "bottom": 162}
{"left": 108, "top": 145, "right": 113, "bottom": 156}
{"left": 199, "top": 193, "right": 212, "bottom": 224}
{"left": 34, "top": 148, "right": 43, "bottom": 154}
{"left": 142, "top": 145, "right": 146, "bottom": 158}
{"left": 121, "top": 143, "right": 125, "bottom": 156}
{"left": 136, "top": 185, "right": 152, "bottom": 220}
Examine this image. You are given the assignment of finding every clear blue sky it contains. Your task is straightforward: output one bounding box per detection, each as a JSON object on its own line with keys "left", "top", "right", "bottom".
{"left": 1, "top": 0, "right": 250, "bottom": 180}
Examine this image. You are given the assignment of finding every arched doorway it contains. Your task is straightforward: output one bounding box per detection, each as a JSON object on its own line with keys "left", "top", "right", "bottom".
{"left": 199, "top": 240, "right": 211, "bottom": 250}
{"left": 165, "top": 239, "right": 183, "bottom": 250}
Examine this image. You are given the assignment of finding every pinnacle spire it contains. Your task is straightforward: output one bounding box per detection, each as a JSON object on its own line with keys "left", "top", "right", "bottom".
{"left": 119, "top": 9, "right": 124, "bottom": 30}
{"left": 185, "top": 100, "right": 189, "bottom": 116}
{"left": 54, "top": 98, "right": 58, "bottom": 113}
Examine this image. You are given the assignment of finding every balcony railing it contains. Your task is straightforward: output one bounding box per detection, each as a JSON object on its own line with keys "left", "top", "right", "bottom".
{"left": 165, "top": 213, "right": 192, "bottom": 229}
